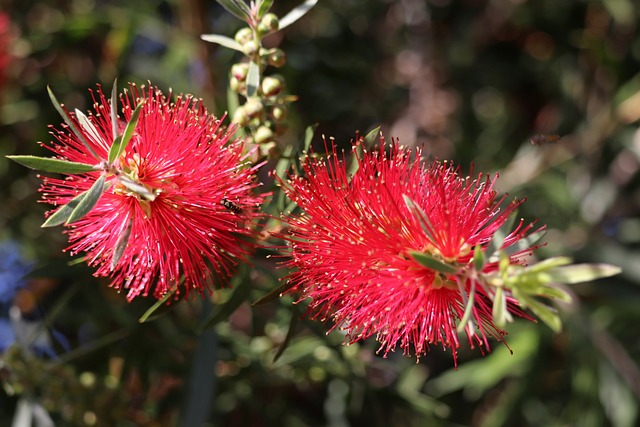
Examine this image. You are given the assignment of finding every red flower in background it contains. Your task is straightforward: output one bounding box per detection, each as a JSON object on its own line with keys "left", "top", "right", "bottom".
{"left": 0, "top": 13, "right": 12, "bottom": 98}
{"left": 40, "top": 84, "right": 264, "bottom": 300}
{"left": 277, "top": 137, "right": 540, "bottom": 362}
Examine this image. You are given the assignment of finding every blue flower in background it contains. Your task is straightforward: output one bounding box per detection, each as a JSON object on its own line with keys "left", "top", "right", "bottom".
{"left": 0, "top": 239, "right": 33, "bottom": 306}
{"left": 0, "top": 239, "right": 33, "bottom": 352}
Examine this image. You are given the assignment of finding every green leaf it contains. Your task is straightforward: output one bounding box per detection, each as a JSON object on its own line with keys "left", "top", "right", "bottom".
{"left": 111, "top": 217, "right": 133, "bottom": 270}
{"left": 457, "top": 279, "right": 476, "bottom": 334}
{"left": 66, "top": 174, "right": 107, "bottom": 224}
{"left": 139, "top": 289, "right": 176, "bottom": 323}
{"left": 543, "top": 263, "right": 622, "bottom": 284}
{"left": 473, "top": 245, "right": 485, "bottom": 271}
{"left": 47, "top": 86, "right": 100, "bottom": 160}
{"left": 42, "top": 192, "right": 89, "bottom": 228}
{"left": 216, "top": 0, "right": 251, "bottom": 21}
{"left": 486, "top": 211, "right": 518, "bottom": 259}
{"left": 408, "top": 251, "right": 458, "bottom": 274}
{"left": 347, "top": 141, "right": 364, "bottom": 176}
{"left": 363, "top": 125, "right": 381, "bottom": 145}
{"left": 524, "top": 256, "right": 573, "bottom": 274}
{"left": 257, "top": 0, "right": 274, "bottom": 18}
{"left": 504, "top": 229, "right": 546, "bottom": 256}
{"left": 108, "top": 100, "right": 144, "bottom": 164}
{"left": 200, "top": 34, "right": 243, "bottom": 52}
{"left": 492, "top": 286, "right": 512, "bottom": 328}
{"left": 253, "top": 280, "right": 296, "bottom": 306}
{"left": 118, "top": 176, "right": 156, "bottom": 201}
{"left": 519, "top": 295, "right": 561, "bottom": 333}
{"left": 75, "top": 108, "right": 104, "bottom": 144}
{"left": 246, "top": 61, "right": 260, "bottom": 97}
{"left": 7, "top": 155, "right": 96, "bottom": 174}
{"left": 273, "top": 304, "right": 300, "bottom": 362}
{"left": 279, "top": 0, "right": 318, "bottom": 29}
{"left": 403, "top": 195, "right": 435, "bottom": 242}
{"left": 110, "top": 78, "right": 119, "bottom": 141}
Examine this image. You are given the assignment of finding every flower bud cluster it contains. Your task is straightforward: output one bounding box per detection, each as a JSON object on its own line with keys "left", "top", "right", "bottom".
{"left": 229, "top": 11, "right": 291, "bottom": 159}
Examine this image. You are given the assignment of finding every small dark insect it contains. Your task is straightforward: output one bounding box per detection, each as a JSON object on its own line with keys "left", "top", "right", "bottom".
{"left": 530, "top": 134, "right": 561, "bottom": 146}
{"left": 221, "top": 198, "right": 243, "bottom": 214}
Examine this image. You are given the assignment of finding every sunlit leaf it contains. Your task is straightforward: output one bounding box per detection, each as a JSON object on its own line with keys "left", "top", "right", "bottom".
{"left": 543, "top": 263, "right": 622, "bottom": 284}
{"left": 363, "top": 125, "right": 381, "bottom": 145}
{"left": 246, "top": 61, "right": 260, "bottom": 97}
{"left": 279, "top": 0, "right": 318, "bottom": 29}
{"left": 111, "top": 217, "right": 133, "bottom": 270}
{"left": 66, "top": 174, "right": 107, "bottom": 224}
{"left": 200, "top": 34, "right": 243, "bottom": 52}
{"left": 47, "top": 86, "right": 100, "bottom": 160}
{"left": 216, "top": 0, "right": 251, "bottom": 21}
{"left": 118, "top": 176, "right": 156, "bottom": 201}
{"left": 457, "top": 279, "right": 476, "bottom": 334}
{"left": 257, "top": 0, "right": 274, "bottom": 18}
{"left": 492, "top": 286, "right": 512, "bottom": 327}
{"left": 42, "top": 192, "right": 89, "bottom": 228}
{"left": 75, "top": 108, "right": 104, "bottom": 145}
{"left": 408, "top": 251, "right": 458, "bottom": 274}
{"left": 519, "top": 295, "right": 561, "bottom": 333}
{"left": 108, "top": 100, "right": 144, "bottom": 164}
{"left": 403, "top": 195, "right": 436, "bottom": 242}
{"left": 110, "top": 78, "right": 119, "bottom": 141}
{"left": 7, "top": 155, "right": 96, "bottom": 174}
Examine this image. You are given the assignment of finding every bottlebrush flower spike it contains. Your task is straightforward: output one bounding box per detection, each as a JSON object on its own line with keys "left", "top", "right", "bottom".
{"left": 36, "top": 83, "right": 264, "bottom": 300}
{"left": 276, "top": 136, "right": 543, "bottom": 363}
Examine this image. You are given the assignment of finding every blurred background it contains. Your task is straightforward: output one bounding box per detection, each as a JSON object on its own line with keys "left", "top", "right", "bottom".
{"left": 1, "top": 0, "right": 639, "bottom": 425}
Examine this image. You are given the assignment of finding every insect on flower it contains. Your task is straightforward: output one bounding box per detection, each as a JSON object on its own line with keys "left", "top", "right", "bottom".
{"left": 221, "top": 198, "right": 244, "bottom": 214}
{"left": 530, "top": 134, "right": 561, "bottom": 145}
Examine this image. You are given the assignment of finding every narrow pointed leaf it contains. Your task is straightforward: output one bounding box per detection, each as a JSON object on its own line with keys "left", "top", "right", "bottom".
{"left": 487, "top": 211, "right": 518, "bottom": 259}
{"left": 201, "top": 34, "right": 243, "bottom": 52}
{"left": 112, "top": 217, "right": 133, "bottom": 270}
{"left": 246, "top": 61, "right": 260, "bottom": 98}
{"left": 253, "top": 280, "right": 297, "bottom": 305}
{"left": 216, "top": 0, "right": 251, "bottom": 21}
{"left": 7, "top": 155, "right": 96, "bottom": 174}
{"left": 42, "top": 192, "right": 89, "bottom": 228}
{"left": 408, "top": 251, "right": 458, "bottom": 274}
{"left": 538, "top": 285, "right": 573, "bottom": 303}
{"left": 544, "top": 263, "right": 622, "bottom": 284}
{"left": 403, "top": 195, "right": 436, "bottom": 242}
{"left": 520, "top": 295, "right": 561, "bottom": 333}
{"left": 118, "top": 176, "right": 156, "bottom": 201}
{"left": 108, "top": 101, "right": 144, "bottom": 164}
{"left": 66, "top": 174, "right": 106, "bottom": 224}
{"left": 273, "top": 305, "right": 300, "bottom": 362}
{"left": 139, "top": 289, "right": 177, "bottom": 323}
{"left": 492, "top": 286, "right": 509, "bottom": 328}
{"left": 110, "top": 78, "right": 119, "bottom": 141}
{"left": 457, "top": 279, "right": 476, "bottom": 334}
{"left": 75, "top": 109, "right": 104, "bottom": 145}
{"left": 257, "top": 0, "right": 274, "bottom": 18}
{"left": 47, "top": 86, "right": 100, "bottom": 160}
{"left": 279, "top": 0, "right": 318, "bottom": 29}
{"left": 473, "top": 245, "right": 485, "bottom": 271}
{"left": 524, "top": 256, "right": 573, "bottom": 274}
{"left": 363, "top": 125, "right": 380, "bottom": 145}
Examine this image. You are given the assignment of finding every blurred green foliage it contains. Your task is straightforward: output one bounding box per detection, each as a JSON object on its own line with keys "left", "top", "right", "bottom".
{"left": 1, "top": 0, "right": 639, "bottom": 426}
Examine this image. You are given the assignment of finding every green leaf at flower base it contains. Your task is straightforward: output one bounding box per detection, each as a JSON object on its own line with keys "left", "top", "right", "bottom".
{"left": 118, "top": 176, "right": 157, "bottom": 201}
{"left": 111, "top": 217, "right": 133, "bottom": 271}
{"left": 110, "top": 78, "right": 119, "bottom": 141}
{"left": 279, "top": 0, "right": 318, "bottom": 30}
{"left": 473, "top": 245, "right": 485, "bottom": 271}
{"left": 216, "top": 0, "right": 251, "bottom": 21}
{"left": 66, "top": 174, "right": 107, "bottom": 224}
{"left": 42, "top": 191, "right": 89, "bottom": 228}
{"left": 408, "top": 251, "right": 458, "bottom": 274}
{"left": 492, "top": 286, "right": 512, "bottom": 328}
{"left": 457, "top": 279, "right": 476, "bottom": 334}
{"left": 108, "top": 100, "right": 144, "bottom": 165}
{"left": 75, "top": 108, "right": 104, "bottom": 144}
{"left": 518, "top": 294, "right": 561, "bottom": 333}
{"left": 540, "top": 262, "right": 622, "bottom": 284}
{"left": 257, "top": 0, "right": 274, "bottom": 18}
{"left": 364, "top": 125, "right": 381, "bottom": 145}
{"left": 47, "top": 86, "right": 100, "bottom": 161}
{"left": 200, "top": 34, "right": 243, "bottom": 52}
{"left": 246, "top": 61, "right": 260, "bottom": 98}
{"left": 7, "top": 156, "right": 97, "bottom": 174}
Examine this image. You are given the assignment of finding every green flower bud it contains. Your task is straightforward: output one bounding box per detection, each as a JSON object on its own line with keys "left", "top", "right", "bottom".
{"left": 255, "top": 126, "right": 274, "bottom": 144}
{"left": 229, "top": 76, "right": 246, "bottom": 93}
{"left": 259, "top": 141, "right": 279, "bottom": 157}
{"left": 244, "top": 98, "right": 264, "bottom": 118}
{"left": 242, "top": 40, "right": 259, "bottom": 57}
{"left": 232, "top": 107, "right": 249, "bottom": 126}
{"left": 261, "top": 76, "right": 283, "bottom": 96}
{"left": 271, "top": 105, "right": 287, "bottom": 122}
{"left": 267, "top": 49, "right": 286, "bottom": 68}
{"left": 234, "top": 27, "right": 253, "bottom": 45}
{"left": 231, "top": 62, "right": 249, "bottom": 81}
{"left": 261, "top": 13, "right": 279, "bottom": 32}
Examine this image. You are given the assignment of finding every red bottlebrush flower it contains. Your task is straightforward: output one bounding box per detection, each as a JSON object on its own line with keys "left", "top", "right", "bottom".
{"left": 39, "top": 84, "right": 264, "bottom": 300}
{"left": 0, "top": 13, "right": 12, "bottom": 99}
{"left": 276, "top": 137, "right": 540, "bottom": 362}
